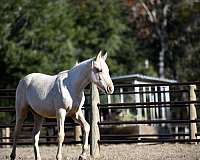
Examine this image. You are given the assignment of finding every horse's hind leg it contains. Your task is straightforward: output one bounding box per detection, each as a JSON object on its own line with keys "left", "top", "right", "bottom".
{"left": 32, "top": 113, "right": 43, "bottom": 160}
{"left": 10, "top": 104, "right": 28, "bottom": 160}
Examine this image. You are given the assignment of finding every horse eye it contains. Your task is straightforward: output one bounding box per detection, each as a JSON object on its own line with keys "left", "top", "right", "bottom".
{"left": 95, "top": 68, "right": 102, "bottom": 73}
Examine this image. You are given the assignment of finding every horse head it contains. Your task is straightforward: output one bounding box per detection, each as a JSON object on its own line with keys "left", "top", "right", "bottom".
{"left": 91, "top": 51, "right": 114, "bottom": 94}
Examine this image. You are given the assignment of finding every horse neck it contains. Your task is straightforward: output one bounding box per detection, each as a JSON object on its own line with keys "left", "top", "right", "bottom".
{"left": 68, "top": 59, "right": 92, "bottom": 95}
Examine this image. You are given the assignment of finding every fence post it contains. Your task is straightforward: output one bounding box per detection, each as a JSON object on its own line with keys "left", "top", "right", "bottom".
{"left": 2, "top": 127, "right": 10, "bottom": 148}
{"left": 74, "top": 125, "right": 82, "bottom": 142}
{"left": 189, "top": 85, "right": 197, "bottom": 144}
{"left": 90, "top": 83, "right": 100, "bottom": 158}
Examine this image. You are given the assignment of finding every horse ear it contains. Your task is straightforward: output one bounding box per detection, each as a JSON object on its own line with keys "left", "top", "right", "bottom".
{"left": 103, "top": 52, "right": 107, "bottom": 61}
{"left": 75, "top": 61, "right": 79, "bottom": 66}
{"left": 96, "top": 50, "right": 102, "bottom": 61}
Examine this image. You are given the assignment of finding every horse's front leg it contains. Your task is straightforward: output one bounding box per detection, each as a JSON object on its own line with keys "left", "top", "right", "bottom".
{"left": 56, "top": 108, "right": 66, "bottom": 160}
{"left": 74, "top": 110, "right": 90, "bottom": 160}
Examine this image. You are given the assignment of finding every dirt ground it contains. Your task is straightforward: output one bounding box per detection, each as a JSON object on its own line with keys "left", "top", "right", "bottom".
{"left": 1, "top": 143, "right": 200, "bottom": 160}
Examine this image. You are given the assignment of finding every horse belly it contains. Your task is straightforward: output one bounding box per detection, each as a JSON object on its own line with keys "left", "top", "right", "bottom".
{"left": 26, "top": 74, "right": 57, "bottom": 118}
{"left": 28, "top": 94, "right": 57, "bottom": 118}
{"left": 32, "top": 105, "right": 57, "bottom": 118}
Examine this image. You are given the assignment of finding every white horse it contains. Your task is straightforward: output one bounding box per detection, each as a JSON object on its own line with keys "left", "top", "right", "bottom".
{"left": 10, "top": 51, "right": 114, "bottom": 160}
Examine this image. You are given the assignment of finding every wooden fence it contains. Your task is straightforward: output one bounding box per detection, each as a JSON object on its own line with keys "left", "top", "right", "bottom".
{"left": 0, "top": 82, "right": 200, "bottom": 158}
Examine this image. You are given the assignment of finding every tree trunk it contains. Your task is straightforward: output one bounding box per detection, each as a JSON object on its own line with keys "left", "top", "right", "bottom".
{"left": 159, "top": 43, "right": 165, "bottom": 78}
{"left": 158, "top": 29, "right": 167, "bottom": 78}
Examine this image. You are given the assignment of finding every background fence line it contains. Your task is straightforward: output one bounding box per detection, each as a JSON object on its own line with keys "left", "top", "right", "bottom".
{"left": 0, "top": 82, "right": 200, "bottom": 155}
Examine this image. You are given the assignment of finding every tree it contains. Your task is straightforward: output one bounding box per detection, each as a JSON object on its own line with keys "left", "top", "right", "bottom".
{"left": 128, "top": 0, "right": 177, "bottom": 78}
{"left": 71, "top": 0, "right": 141, "bottom": 76}
{"left": 171, "top": 1, "right": 200, "bottom": 81}
{"left": 0, "top": 0, "right": 78, "bottom": 88}
{"left": 0, "top": 0, "right": 142, "bottom": 88}
{"left": 128, "top": 0, "right": 200, "bottom": 80}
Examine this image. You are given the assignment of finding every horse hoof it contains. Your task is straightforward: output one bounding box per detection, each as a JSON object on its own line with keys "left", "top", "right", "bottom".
{"left": 78, "top": 155, "right": 87, "bottom": 160}
{"left": 10, "top": 153, "right": 16, "bottom": 160}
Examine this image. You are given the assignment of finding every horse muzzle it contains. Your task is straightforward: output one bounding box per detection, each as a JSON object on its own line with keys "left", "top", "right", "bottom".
{"left": 106, "top": 84, "right": 114, "bottom": 94}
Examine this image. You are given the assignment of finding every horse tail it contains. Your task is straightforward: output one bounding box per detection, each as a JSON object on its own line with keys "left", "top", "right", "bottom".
{"left": 15, "top": 78, "right": 30, "bottom": 120}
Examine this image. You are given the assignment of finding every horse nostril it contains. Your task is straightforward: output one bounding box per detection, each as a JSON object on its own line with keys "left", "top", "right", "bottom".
{"left": 107, "top": 85, "right": 114, "bottom": 94}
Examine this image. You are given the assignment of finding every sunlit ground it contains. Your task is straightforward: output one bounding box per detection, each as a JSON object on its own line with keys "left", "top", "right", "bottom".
{"left": 1, "top": 143, "right": 200, "bottom": 160}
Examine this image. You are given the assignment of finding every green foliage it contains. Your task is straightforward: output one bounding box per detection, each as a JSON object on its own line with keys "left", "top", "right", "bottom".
{"left": 170, "top": 1, "right": 200, "bottom": 81}
{"left": 0, "top": 0, "right": 141, "bottom": 88}
{"left": 71, "top": 0, "right": 142, "bottom": 76}
{"left": 0, "top": 0, "right": 78, "bottom": 87}
{"left": 118, "top": 112, "right": 137, "bottom": 121}
{"left": 0, "top": 0, "right": 200, "bottom": 88}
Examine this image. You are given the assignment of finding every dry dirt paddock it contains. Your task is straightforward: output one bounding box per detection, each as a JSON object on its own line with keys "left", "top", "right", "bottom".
{"left": 1, "top": 143, "right": 200, "bottom": 160}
